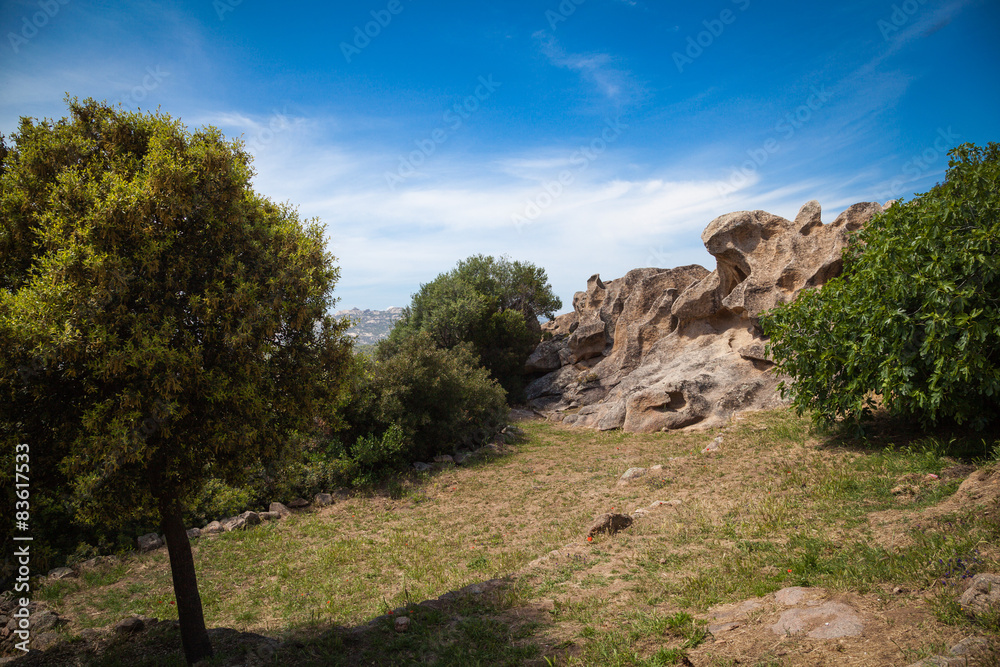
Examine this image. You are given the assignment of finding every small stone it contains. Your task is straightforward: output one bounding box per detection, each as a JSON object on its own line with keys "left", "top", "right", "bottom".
{"left": 47, "top": 567, "right": 75, "bottom": 580}
{"left": 29, "top": 610, "right": 62, "bottom": 633}
{"left": 287, "top": 498, "right": 310, "bottom": 508}
{"left": 394, "top": 616, "right": 410, "bottom": 632}
{"left": 958, "top": 573, "right": 1000, "bottom": 618}
{"left": 137, "top": 533, "right": 164, "bottom": 552}
{"left": 701, "top": 436, "right": 723, "bottom": 454}
{"left": 950, "top": 636, "right": 990, "bottom": 657}
{"left": 587, "top": 513, "right": 633, "bottom": 537}
{"left": 617, "top": 467, "right": 647, "bottom": 485}
{"left": 186, "top": 528, "right": 201, "bottom": 540}
{"left": 708, "top": 621, "right": 740, "bottom": 634}
{"left": 113, "top": 616, "right": 145, "bottom": 634}
{"left": 313, "top": 493, "right": 333, "bottom": 507}
{"left": 893, "top": 586, "right": 905, "bottom": 595}
{"left": 269, "top": 502, "right": 292, "bottom": 517}
{"left": 202, "top": 521, "right": 224, "bottom": 534}
{"left": 258, "top": 511, "right": 280, "bottom": 521}
{"left": 650, "top": 499, "right": 682, "bottom": 508}
{"left": 658, "top": 558, "right": 667, "bottom": 564}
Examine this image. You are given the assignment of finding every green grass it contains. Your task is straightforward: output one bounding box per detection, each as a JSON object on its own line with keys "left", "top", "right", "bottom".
{"left": 24, "top": 407, "right": 1000, "bottom": 666}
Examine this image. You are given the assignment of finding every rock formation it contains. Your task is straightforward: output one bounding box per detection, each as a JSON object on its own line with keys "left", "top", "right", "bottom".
{"left": 525, "top": 200, "right": 889, "bottom": 432}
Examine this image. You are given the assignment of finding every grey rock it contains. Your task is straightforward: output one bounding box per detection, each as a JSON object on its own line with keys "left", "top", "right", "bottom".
{"left": 113, "top": 616, "right": 145, "bottom": 634}
{"left": 29, "top": 610, "right": 62, "bottom": 634}
{"left": 774, "top": 586, "right": 816, "bottom": 606}
{"left": 202, "top": 521, "right": 224, "bottom": 534}
{"left": 137, "top": 533, "right": 164, "bottom": 552}
{"left": 769, "top": 601, "right": 863, "bottom": 639}
{"left": 287, "top": 497, "right": 310, "bottom": 508}
{"left": 617, "top": 467, "right": 647, "bottom": 485}
{"left": 269, "top": 502, "right": 292, "bottom": 517}
{"left": 708, "top": 621, "right": 740, "bottom": 634}
{"left": 433, "top": 454, "right": 455, "bottom": 465}
{"left": 186, "top": 528, "right": 201, "bottom": 540}
{"left": 258, "top": 511, "right": 280, "bottom": 521}
{"left": 314, "top": 493, "right": 333, "bottom": 507}
{"left": 959, "top": 574, "right": 1000, "bottom": 617}
{"left": 950, "top": 636, "right": 990, "bottom": 656}
{"left": 31, "top": 631, "right": 62, "bottom": 651}
{"left": 413, "top": 461, "right": 433, "bottom": 472}
{"left": 47, "top": 567, "right": 75, "bottom": 580}
{"left": 394, "top": 616, "right": 411, "bottom": 632}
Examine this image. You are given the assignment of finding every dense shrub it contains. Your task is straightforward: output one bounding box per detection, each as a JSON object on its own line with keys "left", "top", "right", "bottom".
{"left": 762, "top": 143, "right": 1000, "bottom": 431}
{"left": 329, "top": 333, "right": 508, "bottom": 479}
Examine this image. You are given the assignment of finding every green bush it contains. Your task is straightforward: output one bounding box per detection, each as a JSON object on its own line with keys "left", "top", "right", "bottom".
{"left": 762, "top": 142, "right": 1000, "bottom": 430}
{"left": 326, "top": 333, "right": 508, "bottom": 480}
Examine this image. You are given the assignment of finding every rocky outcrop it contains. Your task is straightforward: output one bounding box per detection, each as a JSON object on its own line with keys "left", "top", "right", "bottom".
{"left": 526, "top": 201, "right": 888, "bottom": 432}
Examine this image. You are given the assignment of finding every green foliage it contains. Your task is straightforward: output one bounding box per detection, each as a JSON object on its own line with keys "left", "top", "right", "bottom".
{"left": 762, "top": 143, "right": 1000, "bottom": 431}
{"left": 0, "top": 98, "right": 352, "bottom": 571}
{"left": 389, "top": 254, "right": 561, "bottom": 400}
{"left": 327, "top": 334, "right": 507, "bottom": 479}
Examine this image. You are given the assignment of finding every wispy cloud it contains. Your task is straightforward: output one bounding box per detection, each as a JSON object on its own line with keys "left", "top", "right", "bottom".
{"left": 533, "top": 31, "right": 647, "bottom": 108}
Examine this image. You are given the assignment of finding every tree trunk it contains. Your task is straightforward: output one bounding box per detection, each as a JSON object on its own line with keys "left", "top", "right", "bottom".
{"left": 159, "top": 495, "right": 214, "bottom": 664}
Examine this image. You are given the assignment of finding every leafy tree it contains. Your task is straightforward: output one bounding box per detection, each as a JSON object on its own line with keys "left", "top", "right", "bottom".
{"left": 389, "top": 255, "right": 561, "bottom": 399}
{"left": 0, "top": 99, "right": 352, "bottom": 663}
{"left": 761, "top": 143, "right": 1000, "bottom": 431}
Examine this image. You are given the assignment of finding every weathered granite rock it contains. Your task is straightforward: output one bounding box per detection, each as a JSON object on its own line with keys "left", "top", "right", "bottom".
{"left": 47, "top": 567, "right": 75, "bottom": 580}
{"left": 527, "top": 201, "right": 888, "bottom": 432}
{"left": 137, "top": 533, "right": 164, "bottom": 552}
{"left": 269, "top": 502, "right": 291, "bottom": 517}
{"left": 313, "top": 493, "right": 333, "bottom": 507}
{"left": 202, "top": 520, "right": 224, "bottom": 534}
{"left": 959, "top": 573, "right": 1000, "bottom": 618}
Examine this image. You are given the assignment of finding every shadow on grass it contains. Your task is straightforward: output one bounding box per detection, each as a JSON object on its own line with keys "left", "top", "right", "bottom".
{"left": 5, "top": 579, "right": 555, "bottom": 667}
{"left": 812, "top": 410, "right": 998, "bottom": 462}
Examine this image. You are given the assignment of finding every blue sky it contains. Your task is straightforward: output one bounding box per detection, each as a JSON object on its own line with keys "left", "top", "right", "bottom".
{"left": 1, "top": 0, "right": 997, "bottom": 312}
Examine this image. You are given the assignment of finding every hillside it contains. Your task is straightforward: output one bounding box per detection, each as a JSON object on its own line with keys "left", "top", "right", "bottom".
{"left": 8, "top": 409, "right": 998, "bottom": 666}
{"left": 335, "top": 307, "right": 405, "bottom": 345}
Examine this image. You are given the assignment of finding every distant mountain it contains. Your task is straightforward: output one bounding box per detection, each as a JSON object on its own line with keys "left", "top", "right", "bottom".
{"left": 335, "top": 307, "right": 405, "bottom": 345}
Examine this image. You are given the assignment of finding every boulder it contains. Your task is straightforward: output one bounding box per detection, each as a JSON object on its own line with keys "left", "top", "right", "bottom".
{"left": 525, "top": 201, "right": 888, "bottom": 432}
{"left": 137, "top": 533, "right": 164, "bottom": 552}
{"left": 186, "top": 527, "right": 201, "bottom": 540}
{"left": 287, "top": 497, "right": 310, "bottom": 508}
{"left": 221, "top": 511, "right": 260, "bottom": 532}
{"left": 313, "top": 493, "right": 333, "bottom": 507}
{"left": 769, "top": 601, "right": 863, "bottom": 639}
{"left": 258, "top": 511, "right": 280, "bottom": 521}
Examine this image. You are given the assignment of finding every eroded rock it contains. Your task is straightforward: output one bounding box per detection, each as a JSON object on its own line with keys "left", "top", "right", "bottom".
{"left": 527, "top": 201, "right": 888, "bottom": 432}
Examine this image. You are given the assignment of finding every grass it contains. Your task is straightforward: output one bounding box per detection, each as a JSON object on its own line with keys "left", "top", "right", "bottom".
{"left": 17, "top": 407, "right": 1000, "bottom": 665}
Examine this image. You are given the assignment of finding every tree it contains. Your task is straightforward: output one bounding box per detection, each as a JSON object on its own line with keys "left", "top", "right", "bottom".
{"left": 0, "top": 99, "right": 353, "bottom": 663}
{"left": 389, "top": 255, "right": 561, "bottom": 399}
{"left": 761, "top": 143, "right": 1000, "bottom": 431}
